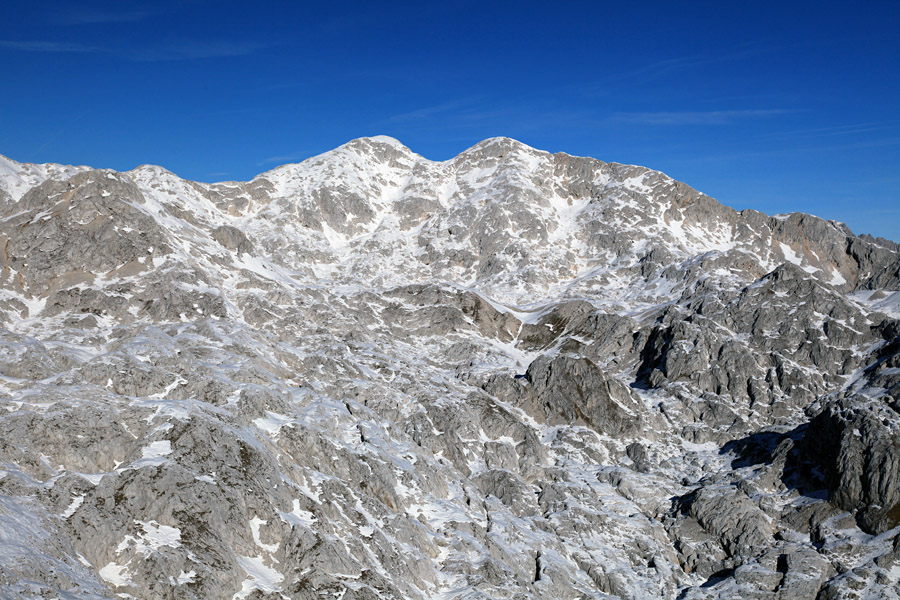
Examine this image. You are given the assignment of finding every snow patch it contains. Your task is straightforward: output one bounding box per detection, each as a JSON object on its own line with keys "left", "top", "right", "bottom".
{"left": 61, "top": 494, "right": 85, "bottom": 519}
{"left": 250, "top": 517, "right": 279, "bottom": 553}
{"left": 99, "top": 561, "right": 133, "bottom": 587}
{"left": 279, "top": 499, "right": 317, "bottom": 528}
{"left": 131, "top": 440, "right": 173, "bottom": 468}
{"left": 254, "top": 411, "right": 292, "bottom": 436}
{"left": 233, "top": 555, "right": 284, "bottom": 599}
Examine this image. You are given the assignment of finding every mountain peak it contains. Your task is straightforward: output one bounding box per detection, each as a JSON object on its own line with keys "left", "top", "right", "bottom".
{"left": 1, "top": 136, "right": 900, "bottom": 598}
{"left": 338, "top": 135, "right": 417, "bottom": 159}
{"left": 358, "top": 134, "right": 407, "bottom": 147}
{"left": 462, "top": 136, "right": 538, "bottom": 155}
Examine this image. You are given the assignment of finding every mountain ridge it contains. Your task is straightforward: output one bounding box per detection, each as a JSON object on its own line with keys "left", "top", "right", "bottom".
{"left": 0, "top": 137, "right": 898, "bottom": 599}
{"left": 3, "top": 138, "right": 897, "bottom": 248}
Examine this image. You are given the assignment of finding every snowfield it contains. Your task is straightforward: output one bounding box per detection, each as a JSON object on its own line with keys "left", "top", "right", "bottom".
{"left": 0, "top": 136, "right": 898, "bottom": 599}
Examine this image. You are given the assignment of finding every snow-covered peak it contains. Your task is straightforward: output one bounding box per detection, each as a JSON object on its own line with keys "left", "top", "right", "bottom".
{"left": 1, "top": 136, "right": 900, "bottom": 600}
{"left": 348, "top": 134, "right": 414, "bottom": 151}
{"left": 332, "top": 135, "right": 420, "bottom": 163}
{"left": 251, "top": 139, "right": 421, "bottom": 223}
{"left": 451, "top": 137, "right": 548, "bottom": 168}
{"left": 464, "top": 136, "right": 538, "bottom": 153}
{"left": 128, "top": 164, "right": 181, "bottom": 180}
{"left": 2, "top": 137, "right": 897, "bottom": 302}
{"left": 0, "top": 153, "right": 90, "bottom": 201}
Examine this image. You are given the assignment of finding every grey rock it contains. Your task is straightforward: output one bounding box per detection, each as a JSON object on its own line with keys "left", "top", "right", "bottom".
{"left": 211, "top": 224, "right": 254, "bottom": 256}
{"left": 802, "top": 394, "right": 900, "bottom": 534}
{"left": 776, "top": 547, "right": 834, "bottom": 599}
{"left": 1, "top": 137, "right": 899, "bottom": 599}
{"left": 680, "top": 487, "right": 775, "bottom": 559}
{"left": 522, "top": 354, "right": 645, "bottom": 436}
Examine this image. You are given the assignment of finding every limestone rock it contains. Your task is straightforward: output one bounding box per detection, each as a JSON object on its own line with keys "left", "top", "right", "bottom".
{"left": 802, "top": 394, "right": 900, "bottom": 534}
{"left": 1, "top": 137, "right": 899, "bottom": 599}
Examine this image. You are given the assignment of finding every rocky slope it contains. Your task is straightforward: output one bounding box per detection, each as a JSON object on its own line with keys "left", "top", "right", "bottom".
{"left": 0, "top": 136, "right": 898, "bottom": 599}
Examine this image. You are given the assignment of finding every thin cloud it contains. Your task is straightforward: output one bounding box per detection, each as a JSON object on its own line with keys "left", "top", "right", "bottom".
{"left": 611, "top": 109, "right": 795, "bottom": 125}
{"left": 0, "top": 40, "right": 100, "bottom": 53}
{"left": 54, "top": 9, "right": 158, "bottom": 26}
{"left": 582, "top": 42, "right": 773, "bottom": 91}
{"left": 384, "top": 99, "right": 481, "bottom": 124}
{"left": 759, "top": 122, "right": 898, "bottom": 139}
{"left": 666, "top": 136, "right": 900, "bottom": 164}
{"left": 615, "top": 55, "right": 724, "bottom": 82}
{"left": 858, "top": 208, "right": 900, "bottom": 215}
{"left": 839, "top": 136, "right": 900, "bottom": 150}
{"left": 131, "top": 40, "right": 270, "bottom": 61}
{"left": 0, "top": 38, "right": 270, "bottom": 61}
{"left": 258, "top": 152, "right": 312, "bottom": 167}
{"left": 378, "top": 98, "right": 598, "bottom": 134}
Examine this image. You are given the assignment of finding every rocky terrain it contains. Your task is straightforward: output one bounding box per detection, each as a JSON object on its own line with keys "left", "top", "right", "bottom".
{"left": 0, "top": 136, "right": 898, "bottom": 599}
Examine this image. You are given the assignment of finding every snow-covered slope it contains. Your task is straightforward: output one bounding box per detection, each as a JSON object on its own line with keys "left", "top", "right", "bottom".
{"left": 0, "top": 138, "right": 898, "bottom": 599}
{"left": 0, "top": 153, "right": 90, "bottom": 204}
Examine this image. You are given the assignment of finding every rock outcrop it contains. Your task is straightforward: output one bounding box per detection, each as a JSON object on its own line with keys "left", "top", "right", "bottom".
{"left": 0, "top": 137, "right": 898, "bottom": 598}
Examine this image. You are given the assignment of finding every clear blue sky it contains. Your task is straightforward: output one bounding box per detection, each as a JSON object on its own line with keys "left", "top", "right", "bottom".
{"left": 1, "top": 1, "right": 898, "bottom": 241}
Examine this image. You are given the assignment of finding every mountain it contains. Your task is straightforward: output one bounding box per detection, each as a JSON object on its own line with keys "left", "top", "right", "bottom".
{"left": 0, "top": 136, "right": 898, "bottom": 599}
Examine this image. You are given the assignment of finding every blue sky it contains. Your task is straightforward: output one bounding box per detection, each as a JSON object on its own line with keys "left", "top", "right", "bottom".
{"left": 1, "top": 1, "right": 898, "bottom": 241}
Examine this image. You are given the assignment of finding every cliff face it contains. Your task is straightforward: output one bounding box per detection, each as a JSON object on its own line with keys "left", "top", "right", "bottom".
{"left": 0, "top": 137, "right": 898, "bottom": 599}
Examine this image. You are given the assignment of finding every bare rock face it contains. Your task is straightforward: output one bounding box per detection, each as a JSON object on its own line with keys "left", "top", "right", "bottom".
{"left": 1, "top": 172, "right": 170, "bottom": 297}
{"left": 522, "top": 354, "right": 645, "bottom": 436}
{"left": 680, "top": 487, "right": 775, "bottom": 559}
{"left": 212, "top": 225, "right": 254, "bottom": 255}
{"left": 0, "top": 138, "right": 898, "bottom": 599}
{"left": 802, "top": 392, "right": 900, "bottom": 534}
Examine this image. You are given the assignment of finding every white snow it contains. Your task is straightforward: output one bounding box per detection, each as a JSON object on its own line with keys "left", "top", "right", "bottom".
{"left": 99, "top": 561, "right": 133, "bottom": 587}
{"left": 0, "top": 155, "right": 89, "bottom": 200}
{"left": 176, "top": 570, "right": 196, "bottom": 585}
{"left": 233, "top": 555, "right": 284, "bottom": 599}
{"left": 75, "top": 472, "right": 107, "bottom": 485}
{"left": 779, "top": 242, "right": 802, "bottom": 265}
{"left": 115, "top": 520, "right": 182, "bottom": 558}
{"left": 3, "top": 137, "right": 898, "bottom": 599}
{"left": 279, "top": 499, "right": 317, "bottom": 528}
{"left": 131, "top": 440, "right": 173, "bottom": 468}
{"left": 61, "top": 494, "right": 85, "bottom": 519}
{"left": 254, "top": 411, "right": 292, "bottom": 436}
{"left": 250, "top": 516, "right": 279, "bottom": 553}
{"left": 850, "top": 289, "right": 900, "bottom": 319}
{"left": 136, "top": 520, "right": 182, "bottom": 552}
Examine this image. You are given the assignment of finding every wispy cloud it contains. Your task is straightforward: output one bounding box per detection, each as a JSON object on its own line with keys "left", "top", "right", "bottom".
{"left": 0, "top": 38, "right": 270, "bottom": 61}
{"left": 384, "top": 98, "right": 482, "bottom": 124}
{"left": 837, "top": 136, "right": 900, "bottom": 150}
{"left": 0, "top": 40, "right": 99, "bottom": 53}
{"left": 582, "top": 42, "right": 772, "bottom": 91}
{"left": 759, "top": 122, "right": 898, "bottom": 139}
{"left": 860, "top": 208, "right": 900, "bottom": 216}
{"left": 613, "top": 55, "right": 726, "bottom": 83}
{"left": 131, "top": 40, "right": 270, "bottom": 61}
{"left": 665, "top": 135, "right": 900, "bottom": 165}
{"left": 376, "top": 97, "right": 599, "bottom": 133}
{"left": 611, "top": 109, "right": 795, "bottom": 126}
{"left": 258, "top": 152, "right": 311, "bottom": 167}
{"left": 54, "top": 8, "right": 159, "bottom": 26}
{"left": 372, "top": 96, "right": 609, "bottom": 140}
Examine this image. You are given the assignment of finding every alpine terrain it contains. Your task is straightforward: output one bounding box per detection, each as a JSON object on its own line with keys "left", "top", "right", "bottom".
{"left": 1, "top": 136, "right": 899, "bottom": 599}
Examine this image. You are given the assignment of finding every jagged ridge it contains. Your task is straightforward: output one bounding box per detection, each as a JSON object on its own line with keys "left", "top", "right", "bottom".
{"left": 0, "top": 138, "right": 898, "bottom": 599}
